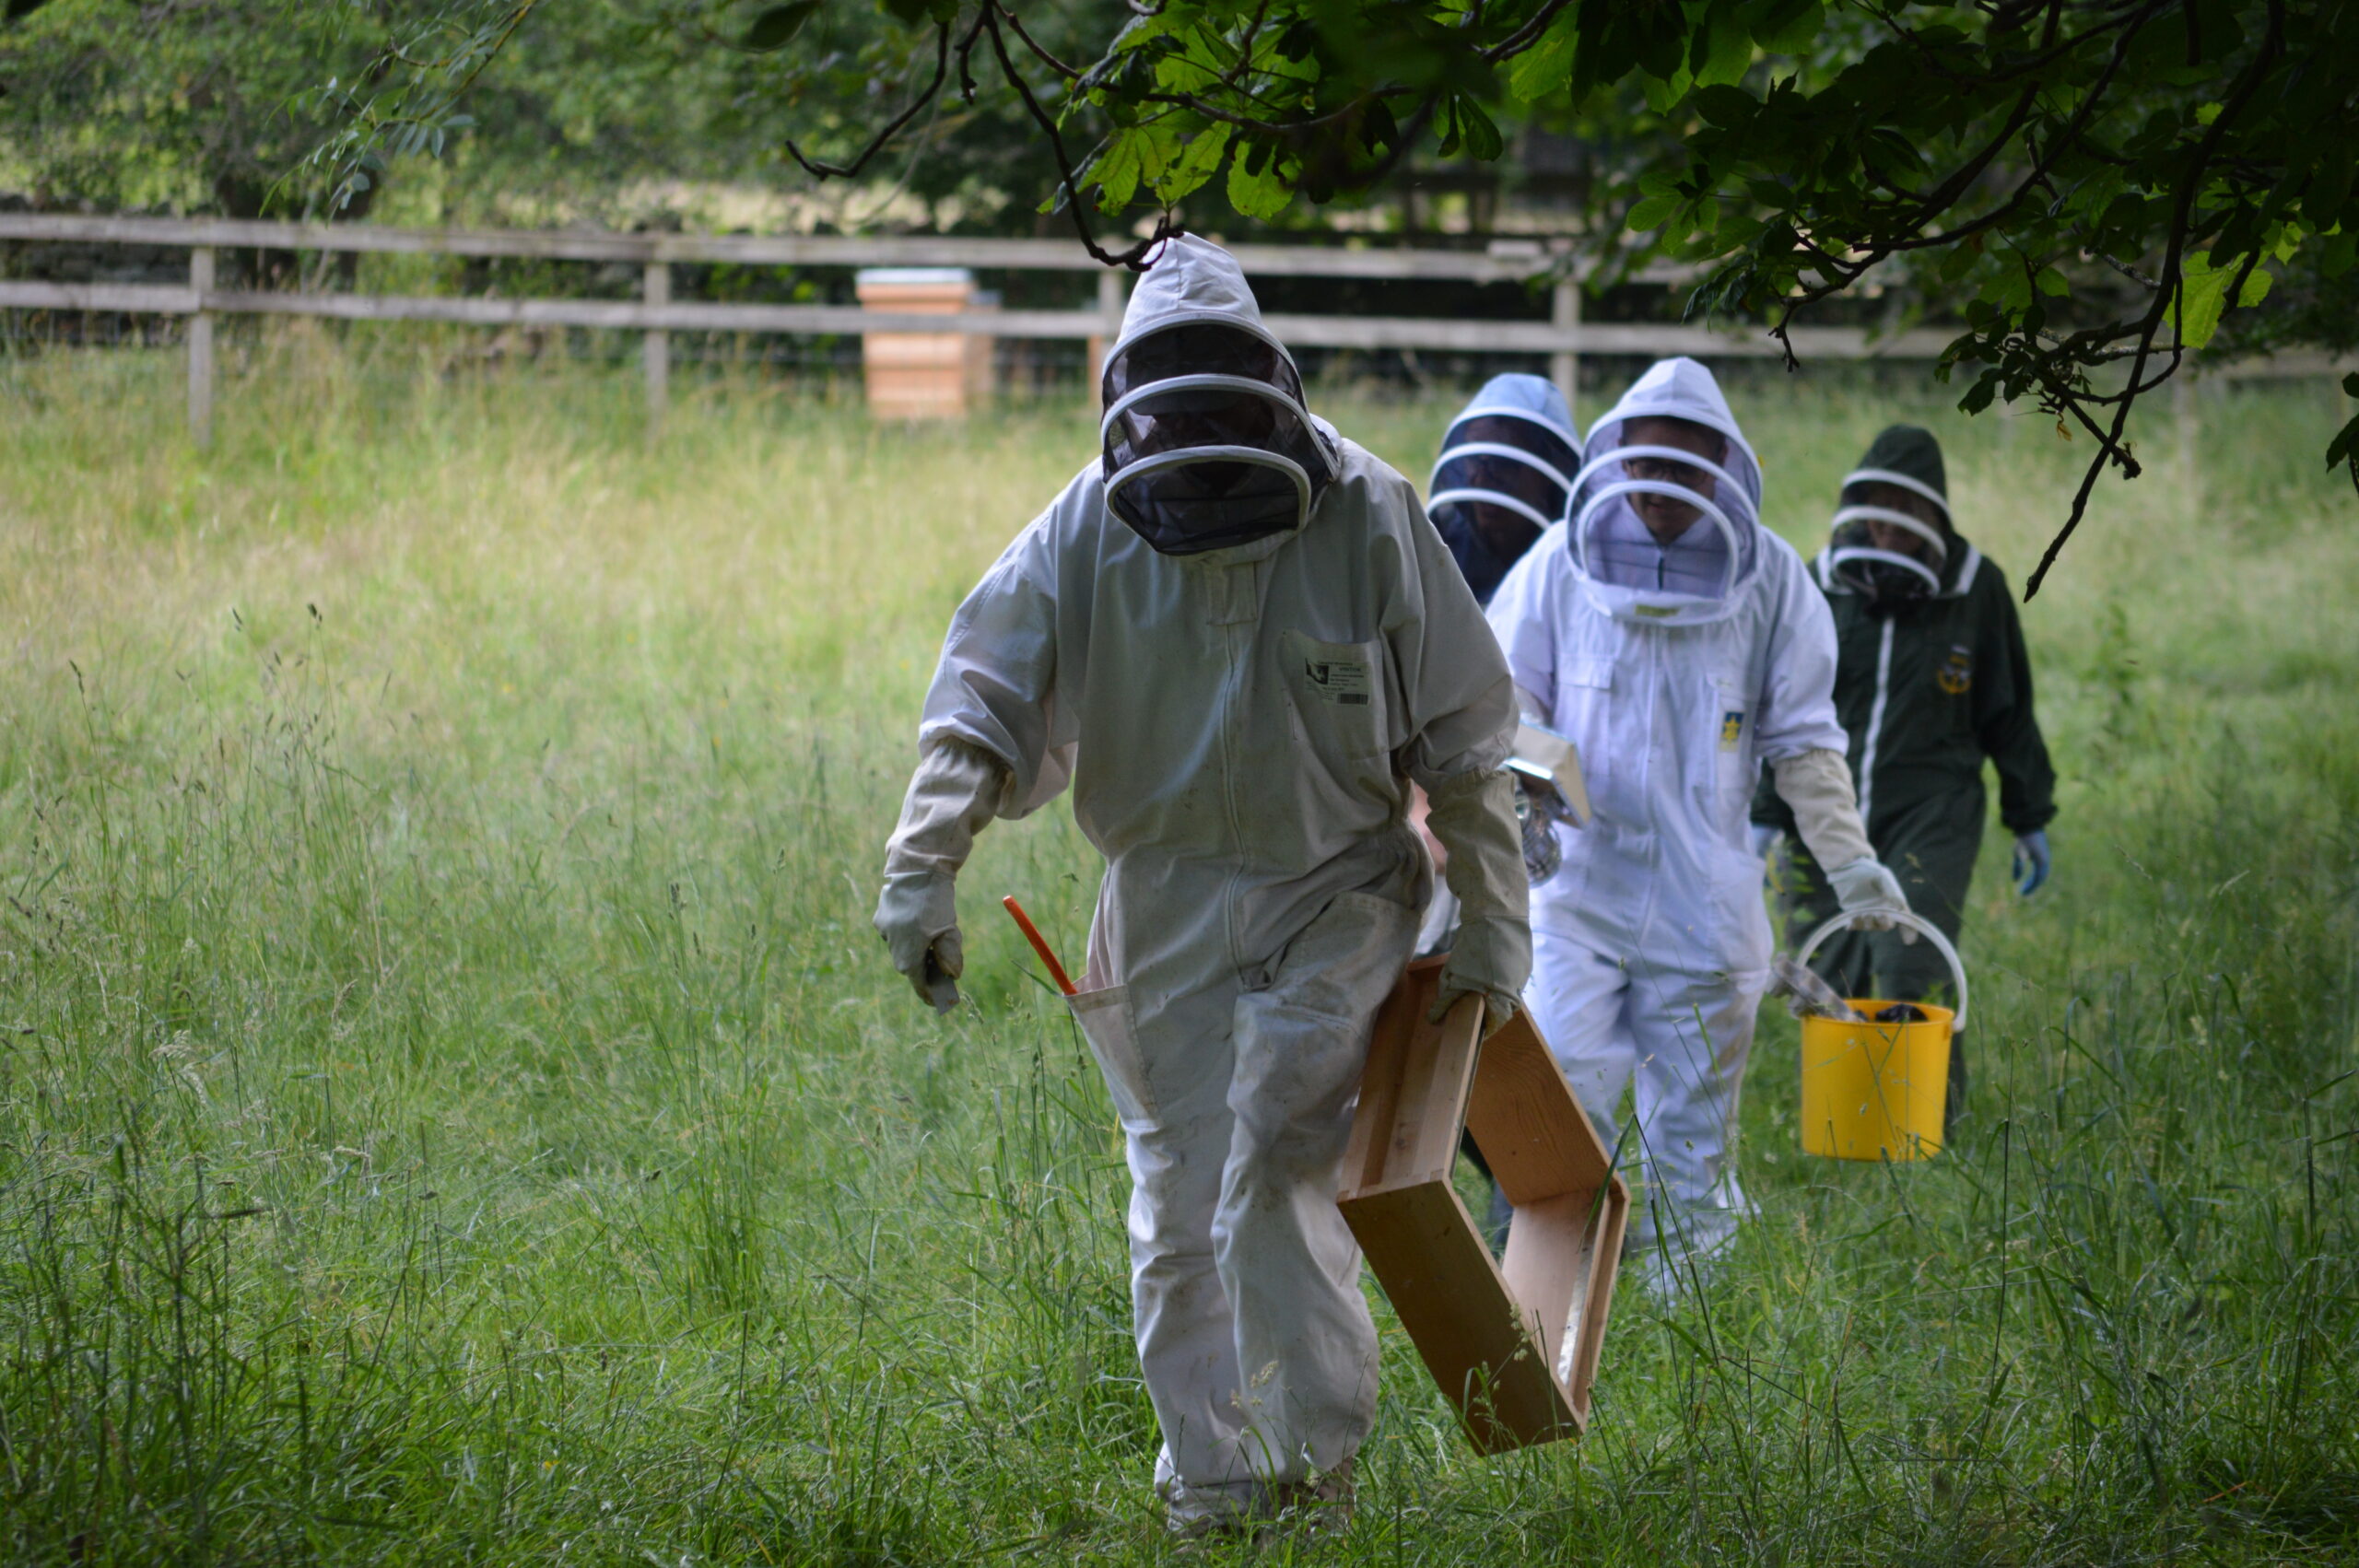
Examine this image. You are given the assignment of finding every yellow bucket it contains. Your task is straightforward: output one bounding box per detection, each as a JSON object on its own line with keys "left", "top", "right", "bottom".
{"left": 1793, "top": 910, "right": 1968, "bottom": 1162}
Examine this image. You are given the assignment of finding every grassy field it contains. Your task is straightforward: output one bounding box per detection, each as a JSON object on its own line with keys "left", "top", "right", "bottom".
{"left": 3, "top": 339, "right": 2356, "bottom": 1565}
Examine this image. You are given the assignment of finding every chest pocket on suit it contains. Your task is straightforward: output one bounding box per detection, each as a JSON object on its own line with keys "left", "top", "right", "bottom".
{"left": 1553, "top": 651, "right": 1614, "bottom": 734}
{"left": 1556, "top": 656, "right": 1614, "bottom": 714}
{"left": 1282, "top": 630, "right": 1389, "bottom": 762}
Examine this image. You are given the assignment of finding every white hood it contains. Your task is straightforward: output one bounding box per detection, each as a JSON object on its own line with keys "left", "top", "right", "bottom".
{"left": 1109, "top": 234, "right": 1295, "bottom": 373}
{"left": 1566, "top": 357, "right": 1766, "bottom": 626}
{"left": 1097, "top": 235, "right": 1337, "bottom": 556}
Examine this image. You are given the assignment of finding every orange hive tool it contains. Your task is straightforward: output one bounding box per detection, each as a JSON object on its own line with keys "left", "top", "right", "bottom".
{"left": 1002, "top": 895, "right": 1078, "bottom": 996}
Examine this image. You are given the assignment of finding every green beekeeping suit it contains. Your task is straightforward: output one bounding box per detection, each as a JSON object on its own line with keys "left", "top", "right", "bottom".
{"left": 1750, "top": 426, "right": 2057, "bottom": 1118}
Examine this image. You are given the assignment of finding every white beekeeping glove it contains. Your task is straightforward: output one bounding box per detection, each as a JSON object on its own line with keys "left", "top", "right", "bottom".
{"left": 1420, "top": 766, "right": 1531, "bottom": 1036}
{"left": 874, "top": 738, "right": 1008, "bottom": 1010}
{"left": 1825, "top": 856, "right": 1918, "bottom": 942}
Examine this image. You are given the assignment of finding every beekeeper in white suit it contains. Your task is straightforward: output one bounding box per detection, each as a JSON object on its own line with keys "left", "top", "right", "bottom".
{"left": 1486, "top": 357, "right": 1911, "bottom": 1291}
{"left": 873, "top": 236, "right": 1527, "bottom": 1534}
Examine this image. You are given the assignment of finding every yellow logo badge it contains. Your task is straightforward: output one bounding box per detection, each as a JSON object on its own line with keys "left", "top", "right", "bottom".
{"left": 1937, "top": 645, "right": 1974, "bottom": 696}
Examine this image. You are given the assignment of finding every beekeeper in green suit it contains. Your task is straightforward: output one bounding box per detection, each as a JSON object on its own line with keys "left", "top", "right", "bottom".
{"left": 1751, "top": 425, "right": 2057, "bottom": 1122}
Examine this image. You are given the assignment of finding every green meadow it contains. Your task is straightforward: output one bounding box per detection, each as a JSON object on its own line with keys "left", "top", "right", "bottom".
{"left": 2, "top": 339, "right": 2355, "bottom": 1564}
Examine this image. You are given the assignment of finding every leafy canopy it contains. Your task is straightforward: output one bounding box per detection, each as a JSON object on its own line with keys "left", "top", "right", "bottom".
{"left": 13, "top": 0, "right": 2356, "bottom": 583}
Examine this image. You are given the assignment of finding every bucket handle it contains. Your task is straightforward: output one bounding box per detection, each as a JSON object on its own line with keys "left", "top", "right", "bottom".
{"left": 1793, "top": 908, "right": 1969, "bottom": 1035}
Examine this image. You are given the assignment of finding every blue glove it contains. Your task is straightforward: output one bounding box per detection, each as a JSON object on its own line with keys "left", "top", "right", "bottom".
{"left": 2012, "top": 830, "right": 2051, "bottom": 896}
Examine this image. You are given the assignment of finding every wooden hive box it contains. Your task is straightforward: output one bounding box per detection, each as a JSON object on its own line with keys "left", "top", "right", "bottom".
{"left": 1339, "top": 955, "right": 1630, "bottom": 1452}
{"left": 854, "top": 268, "right": 995, "bottom": 419}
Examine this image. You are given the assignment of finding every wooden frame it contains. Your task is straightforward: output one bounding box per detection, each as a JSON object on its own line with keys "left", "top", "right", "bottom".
{"left": 1339, "top": 956, "right": 1630, "bottom": 1452}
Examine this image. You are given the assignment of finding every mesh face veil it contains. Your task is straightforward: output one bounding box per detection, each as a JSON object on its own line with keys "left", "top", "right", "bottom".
{"left": 1099, "top": 320, "right": 1335, "bottom": 556}
{"left": 1563, "top": 359, "right": 1766, "bottom": 627}
{"left": 1825, "top": 466, "right": 1952, "bottom": 605}
{"left": 1423, "top": 376, "right": 1581, "bottom": 602}
{"left": 1428, "top": 408, "right": 1580, "bottom": 535}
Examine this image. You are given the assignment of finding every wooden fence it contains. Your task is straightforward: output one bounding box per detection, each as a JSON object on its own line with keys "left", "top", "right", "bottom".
{"left": 6, "top": 212, "right": 2331, "bottom": 445}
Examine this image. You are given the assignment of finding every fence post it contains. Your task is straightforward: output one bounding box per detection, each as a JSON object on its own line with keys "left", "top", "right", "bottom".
{"left": 642, "top": 258, "right": 670, "bottom": 427}
{"left": 1551, "top": 273, "right": 1579, "bottom": 427}
{"left": 1086, "top": 268, "right": 1125, "bottom": 408}
{"left": 187, "top": 246, "right": 216, "bottom": 450}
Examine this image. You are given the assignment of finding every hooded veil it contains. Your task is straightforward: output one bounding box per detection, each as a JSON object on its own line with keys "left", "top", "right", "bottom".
{"left": 1098, "top": 238, "right": 1337, "bottom": 556}
{"left": 1824, "top": 424, "right": 1954, "bottom": 605}
{"left": 1565, "top": 357, "right": 1766, "bottom": 626}
{"left": 1426, "top": 372, "right": 1581, "bottom": 603}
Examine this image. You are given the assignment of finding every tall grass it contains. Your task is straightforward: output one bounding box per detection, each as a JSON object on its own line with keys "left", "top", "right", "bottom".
{"left": 1, "top": 338, "right": 2354, "bottom": 1564}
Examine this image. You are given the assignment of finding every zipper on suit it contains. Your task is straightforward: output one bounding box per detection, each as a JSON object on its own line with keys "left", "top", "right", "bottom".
{"left": 1214, "top": 562, "right": 1257, "bottom": 974}
{"left": 1857, "top": 615, "right": 1896, "bottom": 825}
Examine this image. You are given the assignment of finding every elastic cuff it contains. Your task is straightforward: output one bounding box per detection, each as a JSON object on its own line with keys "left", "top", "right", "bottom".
{"left": 876, "top": 868, "right": 957, "bottom": 935}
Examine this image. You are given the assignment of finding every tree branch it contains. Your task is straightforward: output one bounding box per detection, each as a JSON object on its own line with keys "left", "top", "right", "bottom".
{"left": 782, "top": 24, "right": 951, "bottom": 180}
{"left": 2024, "top": 0, "right": 2286, "bottom": 598}
{"left": 982, "top": 5, "right": 1174, "bottom": 269}
{"left": 1479, "top": 0, "right": 1574, "bottom": 63}
{"left": 998, "top": 6, "right": 1080, "bottom": 82}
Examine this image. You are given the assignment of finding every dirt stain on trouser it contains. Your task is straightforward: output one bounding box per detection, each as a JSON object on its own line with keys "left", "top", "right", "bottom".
{"left": 1070, "top": 888, "right": 1417, "bottom": 1501}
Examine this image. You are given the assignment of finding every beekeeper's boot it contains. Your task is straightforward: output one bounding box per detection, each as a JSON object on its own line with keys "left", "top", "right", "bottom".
{"left": 1259, "top": 1458, "right": 1356, "bottom": 1542}
{"left": 1158, "top": 1477, "right": 1263, "bottom": 1540}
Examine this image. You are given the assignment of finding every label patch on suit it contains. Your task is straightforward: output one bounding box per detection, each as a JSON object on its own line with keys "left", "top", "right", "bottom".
{"left": 1719, "top": 710, "right": 1745, "bottom": 750}
{"left": 1938, "top": 644, "right": 1974, "bottom": 696}
{"left": 1303, "top": 658, "right": 1372, "bottom": 705}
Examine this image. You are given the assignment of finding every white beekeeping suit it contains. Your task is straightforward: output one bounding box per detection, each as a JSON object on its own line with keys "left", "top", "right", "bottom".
{"left": 1485, "top": 357, "right": 1908, "bottom": 1287}
{"left": 874, "top": 236, "right": 1528, "bottom": 1530}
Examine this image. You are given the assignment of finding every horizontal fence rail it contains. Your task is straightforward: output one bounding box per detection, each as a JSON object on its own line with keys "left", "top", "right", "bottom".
{"left": 0, "top": 212, "right": 1661, "bottom": 279}
{"left": 1, "top": 212, "right": 2338, "bottom": 445}
{"left": 0, "top": 276, "right": 1954, "bottom": 357}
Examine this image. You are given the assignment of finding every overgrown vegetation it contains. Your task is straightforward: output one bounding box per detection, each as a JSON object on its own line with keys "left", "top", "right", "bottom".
{"left": 2, "top": 345, "right": 2355, "bottom": 1563}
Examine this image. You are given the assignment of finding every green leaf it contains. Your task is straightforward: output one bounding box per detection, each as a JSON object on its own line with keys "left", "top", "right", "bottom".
{"left": 1753, "top": 0, "right": 1824, "bottom": 54}
{"left": 1226, "top": 146, "right": 1292, "bottom": 220}
{"left": 1152, "top": 123, "right": 1230, "bottom": 205}
{"left": 1453, "top": 96, "right": 1504, "bottom": 162}
{"left": 1639, "top": 66, "right": 1692, "bottom": 115}
{"left": 2327, "top": 412, "right": 2359, "bottom": 494}
{"left": 2330, "top": 415, "right": 2359, "bottom": 465}
{"left": 2321, "top": 230, "right": 2358, "bottom": 280}
{"left": 1625, "top": 193, "right": 1682, "bottom": 232}
{"left": 1697, "top": 9, "right": 1755, "bottom": 88}
{"left": 2176, "top": 251, "right": 2271, "bottom": 349}
{"left": 2036, "top": 266, "right": 2070, "bottom": 298}
{"left": 1990, "top": 264, "right": 2032, "bottom": 315}
{"left": 743, "top": 1, "right": 821, "bottom": 51}
{"left": 1110, "top": 13, "right": 1183, "bottom": 52}
{"left": 1505, "top": 13, "right": 1579, "bottom": 102}
{"left": 1693, "top": 85, "right": 1755, "bottom": 128}
{"left": 1087, "top": 126, "right": 1168, "bottom": 213}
